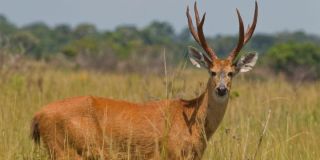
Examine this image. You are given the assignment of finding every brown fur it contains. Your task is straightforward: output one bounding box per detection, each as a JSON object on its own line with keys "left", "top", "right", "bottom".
{"left": 30, "top": 76, "right": 231, "bottom": 160}
{"left": 30, "top": 2, "right": 259, "bottom": 158}
{"left": 28, "top": 28, "right": 258, "bottom": 160}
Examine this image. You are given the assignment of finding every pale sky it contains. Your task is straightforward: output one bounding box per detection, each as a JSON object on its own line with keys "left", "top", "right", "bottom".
{"left": 0, "top": 0, "right": 319, "bottom": 36}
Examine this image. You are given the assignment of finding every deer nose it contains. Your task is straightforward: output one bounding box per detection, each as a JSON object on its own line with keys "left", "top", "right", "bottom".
{"left": 216, "top": 86, "right": 228, "bottom": 96}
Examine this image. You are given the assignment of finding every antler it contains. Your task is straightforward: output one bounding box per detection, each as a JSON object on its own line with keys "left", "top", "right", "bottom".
{"left": 186, "top": 2, "right": 218, "bottom": 60}
{"left": 228, "top": 1, "right": 258, "bottom": 60}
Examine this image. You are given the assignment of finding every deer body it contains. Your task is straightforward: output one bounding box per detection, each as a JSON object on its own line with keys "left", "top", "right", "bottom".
{"left": 32, "top": 77, "right": 228, "bottom": 159}
{"left": 31, "top": 2, "right": 259, "bottom": 159}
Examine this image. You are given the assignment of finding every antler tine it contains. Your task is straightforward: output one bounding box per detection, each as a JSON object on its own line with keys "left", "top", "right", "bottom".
{"left": 186, "top": 2, "right": 217, "bottom": 60}
{"left": 228, "top": 9, "right": 245, "bottom": 60}
{"left": 194, "top": 2, "right": 201, "bottom": 26}
{"left": 228, "top": 1, "right": 258, "bottom": 60}
{"left": 186, "top": 6, "right": 201, "bottom": 44}
{"left": 244, "top": 1, "right": 258, "bottom": 44}
{"left": 197, "top": 13, "right": 218, "bottom": 60}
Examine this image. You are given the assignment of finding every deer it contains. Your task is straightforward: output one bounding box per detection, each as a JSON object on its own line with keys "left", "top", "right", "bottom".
{"left": 31, "top": 2, "right": 258, "bottom": 160}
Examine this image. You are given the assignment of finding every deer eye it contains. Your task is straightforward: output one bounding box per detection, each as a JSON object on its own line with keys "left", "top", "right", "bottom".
{"left": 227, "top": 72, "right": 234, "bottom": 77}
{"left": 211, "top": 71, "right": 217, "bottom": 76}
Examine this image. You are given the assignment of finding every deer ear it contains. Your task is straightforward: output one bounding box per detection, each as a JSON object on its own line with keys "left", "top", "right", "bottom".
{"left": 188, "top": 46, "right": 211, "bottom": 69}
{"left": 235, "top": 52, "right": 258, "bottom": 73}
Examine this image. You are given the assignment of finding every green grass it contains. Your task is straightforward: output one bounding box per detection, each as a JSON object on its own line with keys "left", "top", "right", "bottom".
{"left": 0, "top": 68, "right": 319, "bottom": 159}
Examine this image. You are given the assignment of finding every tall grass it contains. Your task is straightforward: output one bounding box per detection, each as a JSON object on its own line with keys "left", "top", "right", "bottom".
{"left": 0, "top": 67, "right": 319, "bottom": 159}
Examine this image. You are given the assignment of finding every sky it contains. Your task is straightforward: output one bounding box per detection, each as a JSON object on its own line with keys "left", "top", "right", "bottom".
{"left": 0, "top": 0, "right": 319, "bottom": 36}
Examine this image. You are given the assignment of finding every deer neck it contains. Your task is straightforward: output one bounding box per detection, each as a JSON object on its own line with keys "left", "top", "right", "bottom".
{"left": 182, "top": 78, "right": 230, "bottom": 138}
{"left": 201, "top": 80, "right": 229, "bottom": 139}
{"left": 200, "top": 79, "right": 230, "bottom": 139}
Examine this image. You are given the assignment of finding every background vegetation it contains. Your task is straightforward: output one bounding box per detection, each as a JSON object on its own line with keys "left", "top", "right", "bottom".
{"left": 0, "top": 14, "right": 320, "bottom": 159}
{"left": 1, "top": 14, "right": 320, "bottom": 80}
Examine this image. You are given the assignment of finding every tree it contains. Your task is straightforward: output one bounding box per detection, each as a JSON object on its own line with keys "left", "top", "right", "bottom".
{"left": 176, "top": 27, "right": 191, "bottom": 43}
{"left": 265, "top": 42, "right": 320, "bottom": 80}
{"left": 54, "top": 24, "right": 72, "bottom": 35}
{"left": 22, "top": 22, "right": 57, "bottom": 56}
{"left": 53, "top": 24, "right": 73, "bottom": 48}
{"left": 0, "top": 14, "right": 17, "bottom": 36}
{"left": 73, "top": 23, "right": 97, "bottom": 39}
{"left": 142, "top": 21, "right": 175, "bottom": 44}
{"left": 211, "top": 35, "right": 237, "bottom": 58}
{"left": 61, "top": 37, "right": 99, "bottom": 57}
{"left": 102, "top": 25, "right": 144, "bottom": 58}
{"left": 10, "top": 31, "right": 39, "bottom": 54}
{"left": 250, "top": 34, "right": 275, "bottom": 53}
{"left": 22, "top": 22, "right": 51, "bottom": 37}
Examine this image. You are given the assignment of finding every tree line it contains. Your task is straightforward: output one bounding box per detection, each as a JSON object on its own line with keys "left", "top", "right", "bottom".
{"left": 1, "top": 14, "right": 320, "bottom": 79}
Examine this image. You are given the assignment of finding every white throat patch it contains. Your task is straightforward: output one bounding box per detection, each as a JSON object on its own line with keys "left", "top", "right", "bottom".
{"left": 212, "top": 92, "right": 229, "bottom": 104}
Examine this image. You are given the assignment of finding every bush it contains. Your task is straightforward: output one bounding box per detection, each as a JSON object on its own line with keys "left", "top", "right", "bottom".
{"left": 264, "top": 42, "right": 320, "bottom": 80}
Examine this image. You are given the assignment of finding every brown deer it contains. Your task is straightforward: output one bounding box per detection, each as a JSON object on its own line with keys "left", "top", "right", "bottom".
{"left": 31, "top": 2, "right": 258, "bottom": 160}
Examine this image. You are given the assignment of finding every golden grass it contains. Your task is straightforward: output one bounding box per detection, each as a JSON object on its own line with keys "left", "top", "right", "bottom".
{"left": 0, "top": 68, "right": 319, "bottom": 159}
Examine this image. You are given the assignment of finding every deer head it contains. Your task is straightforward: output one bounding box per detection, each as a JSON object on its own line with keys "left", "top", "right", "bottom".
{"left": 187, "top": 1, "right": 258, "bottom": 97}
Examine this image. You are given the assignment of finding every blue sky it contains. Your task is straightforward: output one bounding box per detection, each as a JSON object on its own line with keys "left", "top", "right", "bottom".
{"left": 0, "top": 0, "right": 319, "bottom": 36}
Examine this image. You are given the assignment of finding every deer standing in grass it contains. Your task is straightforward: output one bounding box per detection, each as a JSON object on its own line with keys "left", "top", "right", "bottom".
{"left": 31, "top": 2, "right": 258, "bottom": 160}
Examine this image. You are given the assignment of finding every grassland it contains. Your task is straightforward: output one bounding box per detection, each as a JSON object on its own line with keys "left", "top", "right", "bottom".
{"left": 0, "top": 66, "right": 319, "bottom": 160}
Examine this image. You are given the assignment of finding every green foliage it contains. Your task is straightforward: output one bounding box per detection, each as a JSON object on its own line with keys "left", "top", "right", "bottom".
{"left": 104, "top": 25, "right": 144, "bottom": 58}
{"left": 10, "top": 31, "right": 39, "bottom": 53}
{"left": 265, "top": 42, "right": 320, "bottom": 79}
{"left": 2, "top": 14, "right": 320, "bottom": 79}
{"left": 267, "top": 42, "right": 320, "bottom": 66}
{"left": 0, "top": 15, "right": 17, "bottom": 36}
{"left": 73, "top": 23, "right": 97, "bottom": 39}
{"left": 250, "top": 34, "right": 275, "bottom": 53}
{"left": 62, "top": 37, "right": 99, "bottom": 57}
{"left": 142, "top": 21, "right": 175, "bottom": 44}
{"left": 21, "top": 22, "right": 58, "bottom": 57}
{"left": 53, "top": 24, "right": 73, "bottom": 45}
{"left": 211, "top": 35, "right": 237, "bottom": 58}
{"left": 176, "top": 27, "right": 191, "bottom": 43}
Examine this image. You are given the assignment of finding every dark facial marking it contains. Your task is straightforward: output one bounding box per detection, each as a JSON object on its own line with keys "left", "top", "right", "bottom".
{"left": 216, "top": 86, "right": 227, "bottom": 96}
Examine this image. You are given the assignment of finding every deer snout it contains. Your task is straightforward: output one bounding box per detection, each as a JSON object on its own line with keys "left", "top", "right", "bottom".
{"left": 216, "top": 85, "right": 228, "bottom": 97}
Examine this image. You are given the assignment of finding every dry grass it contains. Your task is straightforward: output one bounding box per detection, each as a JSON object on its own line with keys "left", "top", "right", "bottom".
{"left": 0, "top": 67, "right": 319, "bottom": 159}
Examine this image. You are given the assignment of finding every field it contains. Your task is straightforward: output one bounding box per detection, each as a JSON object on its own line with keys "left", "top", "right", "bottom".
{"left": 0, "top": 65, "right": 319, "bottom": 160}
